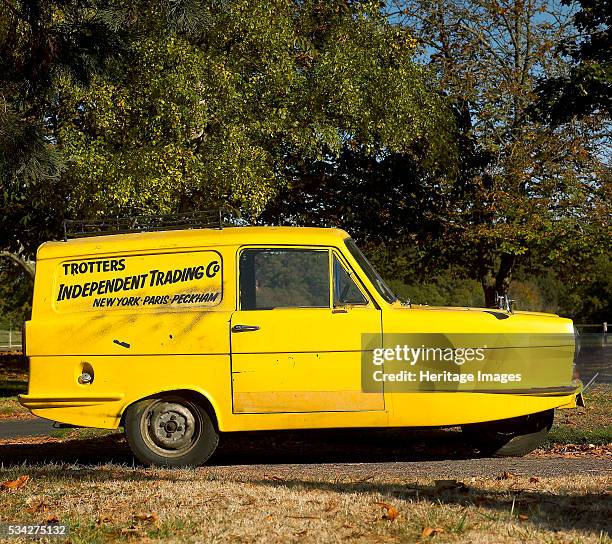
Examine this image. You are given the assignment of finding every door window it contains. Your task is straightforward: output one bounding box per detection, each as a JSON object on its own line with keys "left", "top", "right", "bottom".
{"left": 240, "top": 248, "right": 330, "bottom": 310}
{"left": 333, "top": 255, "right": 368, "bottom": 306}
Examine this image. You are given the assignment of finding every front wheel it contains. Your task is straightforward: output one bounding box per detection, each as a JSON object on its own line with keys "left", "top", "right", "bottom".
{"left": 124, "top": 396, "right": 219, "bottom": 467}
{"left": 462, "top": 409, "right": 554, "bottom": 457}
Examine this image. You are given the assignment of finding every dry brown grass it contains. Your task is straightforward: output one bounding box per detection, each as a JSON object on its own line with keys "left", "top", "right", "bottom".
{"left": 0, "top": 463, "right": 610, "bottom": 544}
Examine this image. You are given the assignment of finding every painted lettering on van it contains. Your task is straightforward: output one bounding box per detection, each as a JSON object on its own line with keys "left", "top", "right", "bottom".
{"left": 57, "top": 274, "right": 148, "bottom": 301}
{"left": 62, "top": 258, "right": 126, "bottom": 275}
{"left": 92, "top": 292, "right": 220, "bottom": 308}
{"left": 54, "top": 252, "right": 223, "bottom": 312}
{"left": 149, "top": 266, "right": 205, "bottom": 286}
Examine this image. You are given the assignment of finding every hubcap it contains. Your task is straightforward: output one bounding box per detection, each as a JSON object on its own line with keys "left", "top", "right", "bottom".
{"left": 142, "top": 400, "right": 201, "bottom": 456}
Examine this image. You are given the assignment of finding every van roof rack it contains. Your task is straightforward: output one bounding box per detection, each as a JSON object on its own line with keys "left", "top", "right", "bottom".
{"left": 63, "top": 209, "right": 242, "bottom": 240}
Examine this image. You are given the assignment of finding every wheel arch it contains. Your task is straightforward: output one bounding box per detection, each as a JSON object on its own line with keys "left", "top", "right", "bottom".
{"left": 119, "top": 388, "right": 221, "bottom": 430}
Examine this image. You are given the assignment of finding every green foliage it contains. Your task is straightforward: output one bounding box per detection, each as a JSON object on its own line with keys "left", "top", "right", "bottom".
{"left": 369, "top": 245, "right": 610, "bottom": 322}
{"left": 0, "top": 0, "right": 608, "bottom": 321}
{"left": 0, "top": 0, "right": 126, "bottom": 254}
{"left": 386, "top": 276, "right": 485, "bottom": 308}
{"left": 261, "top": 147, "right": 454, "bottom": 245}
{"left": 536, "top": 0, "right": 611, "bottom": 122}
{"left": 55, "top": 0, "right": 453, "bottom": 219}
{"left": 391, "top": 0, "right": 610, "bottom": 306}
{"left": 1, "top": 0, "right": 453, "bottom": 259}
{"left": 0, "top": 262, "right": 32, "bottom": 326}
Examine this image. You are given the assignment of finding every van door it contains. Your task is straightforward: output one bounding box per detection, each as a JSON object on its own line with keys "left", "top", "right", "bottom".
{"left": 230, "top": 247, "right": 384, "bottom": 414}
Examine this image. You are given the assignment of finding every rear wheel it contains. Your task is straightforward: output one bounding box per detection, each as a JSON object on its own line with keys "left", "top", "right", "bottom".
{"left": 124, "top": 396, "right": 218, "bottom": 467}
{"left": 462, "top": 409, "right": 554, "bottom": 457}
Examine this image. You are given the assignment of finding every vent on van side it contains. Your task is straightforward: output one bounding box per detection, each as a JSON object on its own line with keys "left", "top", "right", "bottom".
{"left": 63, "top": 209, "right": 244, "bottom": 239}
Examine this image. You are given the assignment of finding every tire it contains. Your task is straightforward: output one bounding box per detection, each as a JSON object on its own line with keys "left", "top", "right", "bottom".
{"left": 462, "top": 409, "right": 554, "bottom": 457}
{"left": 124, "top": 395, "right": 219, "bottom": 467}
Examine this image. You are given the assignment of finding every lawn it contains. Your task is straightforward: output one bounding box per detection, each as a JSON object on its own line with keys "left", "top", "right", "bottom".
{"left": 0, "top": 463, "right": 610, "bottom": 543}
{"left": 547, "top": 385, "right": 612, "bottom": 446}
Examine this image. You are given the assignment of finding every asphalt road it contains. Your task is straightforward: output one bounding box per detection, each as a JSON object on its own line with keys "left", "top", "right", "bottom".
{"left": 210, "top": 457, "right": 612, "bottom": 479}
{"left": 0, "top": 418, "right": 55, "bottom": 439}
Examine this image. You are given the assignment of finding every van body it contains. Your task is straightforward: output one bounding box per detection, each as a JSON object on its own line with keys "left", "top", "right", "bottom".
{"left": 20, "top": 227, "right": 582, "bottom": 465}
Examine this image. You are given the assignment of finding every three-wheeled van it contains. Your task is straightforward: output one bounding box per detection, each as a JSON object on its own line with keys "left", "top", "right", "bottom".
{"left": 20, "top": 222, "right": 582, "bottom": 466}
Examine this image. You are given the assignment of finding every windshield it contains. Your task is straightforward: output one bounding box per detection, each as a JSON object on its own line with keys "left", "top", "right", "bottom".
{"left": 344, "top": 238, "right": 397, "bottom": 303}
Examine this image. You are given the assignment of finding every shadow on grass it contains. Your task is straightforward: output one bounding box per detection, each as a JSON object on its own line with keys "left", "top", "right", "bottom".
{"left": 252, "top": 477, "right": 612, "bottom": 536}
{"left": 0, "top": 381, "right": 27, "bottom": 397}
{"left": 0, "top": 427, "right": 479, "bottom": 467}
{"left": 1, "top": 434, "right": 609, "bottom": 536}
{"left": 1, "top": 427, "right": 610, "bottom": 536}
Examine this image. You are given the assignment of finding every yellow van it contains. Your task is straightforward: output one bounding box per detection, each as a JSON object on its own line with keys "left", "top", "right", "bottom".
{"left": 19, "top": 224, "right": 582, "bottom": 466}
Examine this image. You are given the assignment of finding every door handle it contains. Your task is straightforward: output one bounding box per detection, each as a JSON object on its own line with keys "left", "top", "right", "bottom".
{"left": 232, "top": 324, "right": 260, "bottom": 333}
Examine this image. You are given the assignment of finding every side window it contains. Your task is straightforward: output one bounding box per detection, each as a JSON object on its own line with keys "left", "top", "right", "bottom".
{"left": 333, "top": 255, "right": 368, "bottom": 306}
{"left": 240, "top": 248, "right": 330, "bottom": 310}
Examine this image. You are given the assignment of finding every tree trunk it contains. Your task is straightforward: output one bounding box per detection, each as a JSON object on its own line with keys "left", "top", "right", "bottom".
{"left": 480, "top": 249, "right": 516, "bottom": 308}
{"left": 0, "top": 251, "right": 35, "bottom": 280}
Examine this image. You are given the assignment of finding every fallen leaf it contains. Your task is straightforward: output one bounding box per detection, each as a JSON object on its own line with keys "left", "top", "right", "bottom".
{"left": 529, "top": 477, "right": 540, "bottom": 483}
{"left": 422, "top": 526, "right": 444, "bottom": 537}
{"left": 121, "top": 526, "right": 145, "bottom": 538}
{"left": 434, "top": 479, "right": 468, "bottom": 492}
{"left": 373, "top": 501, "right": 400, "bottom": 521}
{"left": 474, "top": 496, "right": 487, "bottom": 506}
{"left": 324, "top": 500, "right": 338, "bottom": 512}
{"left": 497, "top": 471, "right": 514, "bottom": 480}
{"left": 26, "top": 500, "right": 49, "bottom": 513}
{"left": 134, "top": 512, "right": 159, "bottom": 523}
{"left": 45, "top": 515, "right": 59, "bottom": 524}
{"left": 518, "top": 514, "right": 529, "bottom": 521}
{"left": 97, "top": 515, "right": 114, "bottom": 525}
{"left": 1, "top": 475, "right": 29, "bottom": 491}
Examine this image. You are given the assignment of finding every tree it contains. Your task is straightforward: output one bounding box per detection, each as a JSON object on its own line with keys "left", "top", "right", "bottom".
{"left": 389, "top": 0, "right": 610, "bottom": 306}
{"left": 54, "top": 0, "right": 454, "bottom": 220}
{"left": 0, "top": 0, "right": 123, "bottom": 269}
{"left": 261, "top": 146, "right": 451, "bottom": 242}
{"left": 1, "top": 0, "right": 453, "bottom": 319}
{"left": 536, "top": 0, "right": 611, "bottom": 122}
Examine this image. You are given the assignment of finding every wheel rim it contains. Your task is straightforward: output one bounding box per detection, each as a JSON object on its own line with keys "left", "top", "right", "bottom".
{"left": 141, "top": 399, "right": 203, "bottom": 458}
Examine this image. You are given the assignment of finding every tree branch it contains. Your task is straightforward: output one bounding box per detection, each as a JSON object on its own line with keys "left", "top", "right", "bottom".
{"left": 0, "top": 252, "right": 35, "bottom": 280}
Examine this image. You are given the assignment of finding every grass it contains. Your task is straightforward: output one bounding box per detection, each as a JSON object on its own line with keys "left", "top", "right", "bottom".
{"left": 0, "top": 396, "right": 30, "bottom": 419}
{"left": 545, "top": 385, "right": 612, "bottom": 447}
{"left": 49, "top": 428, "right": 118, "bottom": 440}
{"left": 0, "top": 465, "right": 610, "bottom": 543}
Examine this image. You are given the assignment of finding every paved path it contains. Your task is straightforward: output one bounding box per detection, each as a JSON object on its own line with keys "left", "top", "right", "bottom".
{"left": 0, "top": 418, "right": 55, "bottom": 439}
{"left": 212, "top": 457, "right": 612, "bottom": 480}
